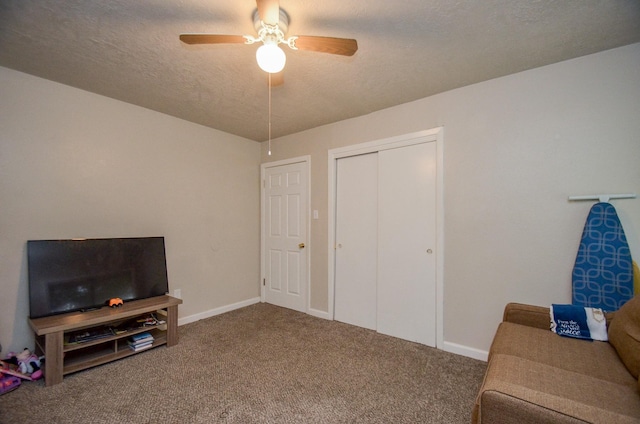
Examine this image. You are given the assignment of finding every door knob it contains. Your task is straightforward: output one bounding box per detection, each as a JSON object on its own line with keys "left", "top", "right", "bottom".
{"left": 298, "top": 243, "right": 305, "bottom": 249}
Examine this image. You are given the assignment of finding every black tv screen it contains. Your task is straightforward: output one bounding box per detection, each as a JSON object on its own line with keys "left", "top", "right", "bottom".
{"left": 27, "top": 237, "right": 169, "bottom": 319}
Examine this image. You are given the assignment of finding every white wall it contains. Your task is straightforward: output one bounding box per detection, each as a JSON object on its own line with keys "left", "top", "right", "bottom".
{"left": 0, "top": 67, "right": 261, "bottom": 353}
{"left": 261, "top": 43, "right": 640, "bottom": 358}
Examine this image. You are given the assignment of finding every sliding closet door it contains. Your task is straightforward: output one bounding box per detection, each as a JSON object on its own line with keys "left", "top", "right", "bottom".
{"left": 333, "top": 140, "right": 437, "bottom": 346}
{"left": 377, "top": 143, "right": 437, "bottom": 346}
{"left": 334, "top": 153, "right": 378, "bottom": 330}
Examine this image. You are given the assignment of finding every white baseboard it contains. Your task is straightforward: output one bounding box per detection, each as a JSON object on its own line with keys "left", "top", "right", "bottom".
{"left": 442, "top": 341, "right": 488, "bottom": 362}
{"left": 307, "top": 307, "right": 331, "bottom": 320}
{"left": 177, "top": 297, "right": 261, "bottom": 326}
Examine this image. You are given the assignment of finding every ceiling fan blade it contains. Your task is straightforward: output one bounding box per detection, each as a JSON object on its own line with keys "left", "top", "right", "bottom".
{"left": 291, "top": 36, "right": 358, "bottom": 56}
{"left": 179, "top": 34, "right": 247, "bottom": 45}
{"left": 256, "top": 0, "right": 280, "bottom": 26}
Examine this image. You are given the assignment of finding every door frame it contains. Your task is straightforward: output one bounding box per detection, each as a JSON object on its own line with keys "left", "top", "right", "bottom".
{"left": 260, "top": 156, "right": 311, "bottom": 312}
{"left": 328, "top": 128, "right": 444, "bottom": 348}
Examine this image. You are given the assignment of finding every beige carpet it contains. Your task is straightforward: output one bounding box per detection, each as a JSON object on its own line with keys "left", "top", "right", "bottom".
{"left": 0, "top": 303, "right": 486, "bottom": 423}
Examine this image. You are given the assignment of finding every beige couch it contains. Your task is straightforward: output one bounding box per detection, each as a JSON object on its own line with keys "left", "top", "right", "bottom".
{"left": 473, "top": 295, "right": 640, "bottom": 423}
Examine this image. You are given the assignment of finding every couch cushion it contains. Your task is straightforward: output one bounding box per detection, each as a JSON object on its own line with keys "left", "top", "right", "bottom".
{"left": 490, "top": 322, "right": 635, "bottom": 386}
{"left": 478, "top": 354, "right": 640, "bottom": 423}
{"left": 608, "top": 294, "right": 640, "bottom": 378}
{"left": 480, "top": 391, "right": 597, "bottom": 424}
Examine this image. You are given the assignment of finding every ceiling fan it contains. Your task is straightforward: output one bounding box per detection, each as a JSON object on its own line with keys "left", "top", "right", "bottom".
{"left": 180, "top": 0, "right": 358, "bottom": 83}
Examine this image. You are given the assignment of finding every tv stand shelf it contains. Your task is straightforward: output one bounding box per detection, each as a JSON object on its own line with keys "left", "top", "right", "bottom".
{"left": 28, "top": 295, "right": 182, "bottom": 386}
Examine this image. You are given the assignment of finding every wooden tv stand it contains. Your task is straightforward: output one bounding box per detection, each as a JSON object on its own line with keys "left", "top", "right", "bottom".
{"left": 28, "top": 295, "right": 182, "bottom": 387}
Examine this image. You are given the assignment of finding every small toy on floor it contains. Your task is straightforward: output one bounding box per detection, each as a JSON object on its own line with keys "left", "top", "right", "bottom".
{"left": 1, "top": 348, "right": 43, "bottom": 380}
{"left": 0, "top": 374, "right": 21, "bottom": 395}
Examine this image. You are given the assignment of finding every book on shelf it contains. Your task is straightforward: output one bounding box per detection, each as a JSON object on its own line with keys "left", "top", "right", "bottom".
{"left": 127, "top": 337, "right": 154, "bottom": 347}
{"left": 128, "top": 340, "right": 154, "bottom": 351}
{"left": 129, "top": 332, "right": 154, "bottom": 343}
{"left": 127, "top": 331, "right": 155, "bottom": 351}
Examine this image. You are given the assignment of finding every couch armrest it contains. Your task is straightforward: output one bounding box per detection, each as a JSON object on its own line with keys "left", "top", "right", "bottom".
{"left": 502, "top": 303, "right": 550, "bottom": 330}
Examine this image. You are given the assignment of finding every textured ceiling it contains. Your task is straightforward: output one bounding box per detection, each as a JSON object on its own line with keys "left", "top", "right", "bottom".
{"left": 1, "top": 0, "right": 640, "bottom": 142}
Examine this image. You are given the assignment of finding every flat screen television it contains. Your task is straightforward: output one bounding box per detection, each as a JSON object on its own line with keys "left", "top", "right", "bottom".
{"left": 27, "top": 237, "right": 169, "bottom": 319}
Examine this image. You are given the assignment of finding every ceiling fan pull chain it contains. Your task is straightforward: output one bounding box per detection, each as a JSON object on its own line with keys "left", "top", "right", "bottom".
{"left": 268, "top": 72, "right": 272, "bottom": 156}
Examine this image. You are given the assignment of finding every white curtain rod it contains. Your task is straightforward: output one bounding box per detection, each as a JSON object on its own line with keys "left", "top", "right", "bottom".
{"left": 568, "top": 193, "right": 637, "bottom": 202}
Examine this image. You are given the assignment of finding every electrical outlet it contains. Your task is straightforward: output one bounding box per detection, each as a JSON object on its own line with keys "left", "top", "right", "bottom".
{"left": 173, "top": 289, "right": 181, "bottom": 299}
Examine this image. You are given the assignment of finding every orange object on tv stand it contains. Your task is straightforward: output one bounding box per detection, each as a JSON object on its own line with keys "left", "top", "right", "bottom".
{"left": 108, "top": 298, "right": 123, "bottom": 307}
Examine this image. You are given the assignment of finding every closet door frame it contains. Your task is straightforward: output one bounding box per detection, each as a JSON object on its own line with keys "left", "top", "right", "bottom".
{"left": 327, "top": 128, "right": 444, "bottom": 349}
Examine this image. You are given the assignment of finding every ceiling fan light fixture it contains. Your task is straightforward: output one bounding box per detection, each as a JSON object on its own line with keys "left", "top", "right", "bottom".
{"left": 256, "top": 42, "right": 286, "bottom": 74}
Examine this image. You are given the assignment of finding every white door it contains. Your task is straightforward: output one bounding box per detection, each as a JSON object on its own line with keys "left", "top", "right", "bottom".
{"left": 333, "top": 141, "right": 437, "bottom": 346}
{"left": 263, "top": 161, "right": 308, "bottom": 312}
{"left": 377, "top": 143, "right": 437, "bottom": 346}
{"left": 334, "top": 153, "right": 378, "bottom": 330}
